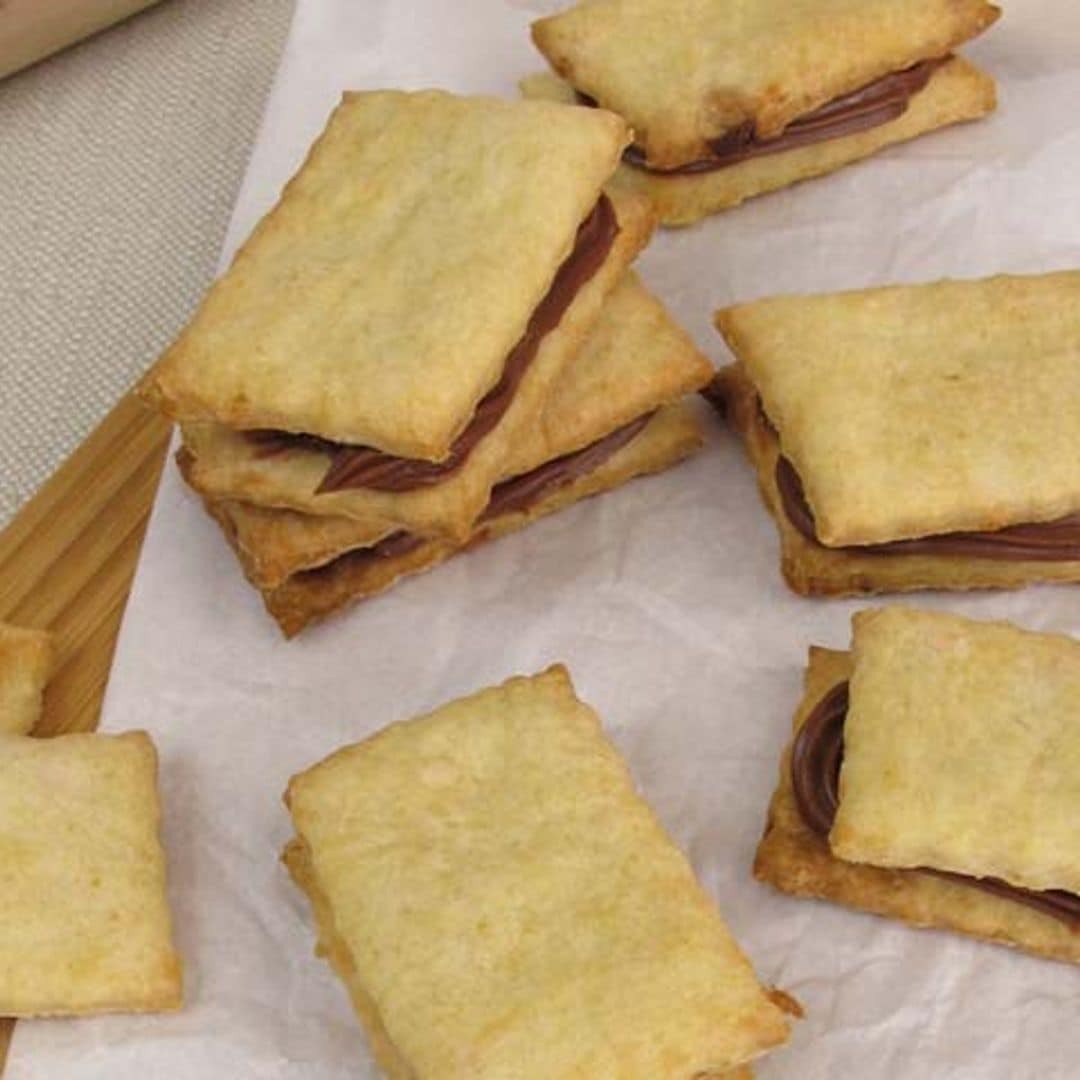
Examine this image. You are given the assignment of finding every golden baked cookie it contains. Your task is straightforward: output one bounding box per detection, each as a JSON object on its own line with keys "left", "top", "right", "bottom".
{"left": 185, "top": 269, "right": 713, "bottom": 634}
{"left": 285, "top": 666, "right": 795, "bottom": 1076}
{"left": 0, "top": 731, "right": 183, "bottom": 1015}
{"left": 716, "top": 272, "right": 1080, "bottom": 546}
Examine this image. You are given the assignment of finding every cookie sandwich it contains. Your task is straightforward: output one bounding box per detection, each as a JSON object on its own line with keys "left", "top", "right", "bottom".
{"left": 285, "top": 665, "right": 797, "bottom": 1077}
{"left": 755, "top": 608, "right": 1080, "bottom": 964}
{"left": 189, "top": 274, "right": 713, "bottom": 635}
{"left": 146, "top": 89, "right": 650, "bottom": 542}
{"left": 527, "top": 0, "right": 999, "bottom": 224}
{"left": 710, "top": 271, "right": 1080, "bottom": 596}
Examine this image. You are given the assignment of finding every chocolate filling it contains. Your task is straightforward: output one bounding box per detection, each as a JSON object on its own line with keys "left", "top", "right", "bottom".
{"left": 480, "top": 409, "right": 653, "bottom": 520}
{"left": 791, "top": 682, "right": 1080, "bottom": 931}
{"left": 294, "top": 411, "right": 655, "bottom": 583}
{"left": 248, "top": 193, "right": 619, "bottom": 494}
{"left": 775, "top": 454, "right": 1080, "bottom": 561}
{"left": 581, "top": 58, "right": 945, "bottom": 176}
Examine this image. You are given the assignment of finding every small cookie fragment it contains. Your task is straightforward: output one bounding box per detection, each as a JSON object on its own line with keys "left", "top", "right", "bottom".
{"left": 0, "top": 622, "right": 53, "bottom": 735}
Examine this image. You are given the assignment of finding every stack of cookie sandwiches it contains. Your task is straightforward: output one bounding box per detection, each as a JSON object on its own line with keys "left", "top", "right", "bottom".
{"left": 285, "top": 666, "right": 800, "bottom": 1076}
{"left": 756, "top": 608, "right": 1080, "bottom": 964}
{"left": 183, "top": 273, "right": 712, "bottom": 635}
{"left": 710, "top": 270, "right": 1080, "bottom": 596}
{"left": 145, "top": 90, "right": 713, "bottom": 634}
{"left": 525, "top": 0, "right": 999, "bottom": 224}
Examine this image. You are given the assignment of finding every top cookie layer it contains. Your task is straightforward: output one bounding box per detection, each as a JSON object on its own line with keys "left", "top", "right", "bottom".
{"left": 533, "top": 0, "right": 998, "bottom": 168}
{"left": 145, "top": 91, "right": 629, "bottom": 457}
{"left": 831, "top": 608, "right": 1080, "bottom": 895}
{"left": 287, "top": 666, "right": 790, "bottom": 1077}
{"left": 716, "top": 271, "right": 1080, "bottom": 546}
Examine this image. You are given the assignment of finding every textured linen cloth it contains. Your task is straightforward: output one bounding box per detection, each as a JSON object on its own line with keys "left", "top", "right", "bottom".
{"left": 0, "top": 0, "right": 295, "bottom": 527}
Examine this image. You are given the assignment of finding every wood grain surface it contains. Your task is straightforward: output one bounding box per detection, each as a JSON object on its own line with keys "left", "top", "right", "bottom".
{"left": 0, "top": 388, "right": 171, "bottom": 1068}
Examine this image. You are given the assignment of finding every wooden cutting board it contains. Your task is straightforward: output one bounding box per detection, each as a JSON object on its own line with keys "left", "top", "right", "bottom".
{"left": 0, "top": 389, "right": 172, "bottom": 1068}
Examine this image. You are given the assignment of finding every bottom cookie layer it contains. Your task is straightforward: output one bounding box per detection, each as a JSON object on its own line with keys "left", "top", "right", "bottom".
{"left": 754, "top": 647, "right": 1080, "bottom": 965}
{"left": 207, "top": 405, "right": 702, "bottom": 636}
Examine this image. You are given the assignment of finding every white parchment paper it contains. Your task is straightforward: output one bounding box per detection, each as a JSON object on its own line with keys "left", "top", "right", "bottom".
{"left": 9, "top": 2, "right": 1080, "bottom": 1076}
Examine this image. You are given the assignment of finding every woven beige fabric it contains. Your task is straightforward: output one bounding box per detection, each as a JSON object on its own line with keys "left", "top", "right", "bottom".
{"left": 0, "top": 0, "right": 294, "bottom": 526}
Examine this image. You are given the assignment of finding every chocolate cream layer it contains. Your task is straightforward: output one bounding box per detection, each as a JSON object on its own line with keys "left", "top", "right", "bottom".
{"left": 775, "top": 454, "right": 1080, "bottom": 561}
{"left": 791, "top": 682, "right": 1080, "bottom": 930}
{"left": 247, "top": 193, "right": 619, "bottom": 494}
{"left": 291, "top": 410, "right": 656, "bottom": 584}
{"left": 580, "top": 58, "right": 944, "bottom": 176}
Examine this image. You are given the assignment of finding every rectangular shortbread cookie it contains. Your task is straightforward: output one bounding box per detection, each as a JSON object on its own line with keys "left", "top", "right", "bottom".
{"left": 0, "top": 730, "right": 183, "bottom": 1015}
{"left": 713, "top": 361, "right": 1080, "bottom": 595}
{"left": 208, "top": 405, "right": 703, "bottom": 636}
{"left": 145, "top": 90, "right": 630, "bottom": 457}
{"left": 178, "top": 189, "right": 656, "bottom": 542}
{"left": 831, "top": 608, "right": 1080, "bottom": 894}
{"left": 754, "top": 646, "right": 1080, "bottom": 965}
{"left": 522, "top": 57, "right": 996, "bottom": 225}
{"left": 0, "top": 622, "right": 52, "bottom": 734}
{"left": 716, "top": 272, "right": 1080, "bottom": 546}
{"left": 285, "top": 666, "right": 793, "bottom": 1076}
{"left": 532, "top": 0, "right": 998, "bottom": 168}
